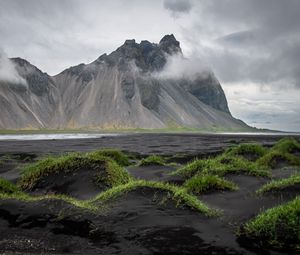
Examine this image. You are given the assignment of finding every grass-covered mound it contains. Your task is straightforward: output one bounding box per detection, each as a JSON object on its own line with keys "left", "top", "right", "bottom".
{"left": 0, "top": 178, "right": 215, "bottom": 216}
{"left": 88, "top": 148, "right": 131, "bottom": 166}
{"left": 184, "top": 174, "right": 238, "bottom": 195}
{"left": 172, "top": 138, "right": 300, "bottom": 180}
{"left": 225, "top": 143, "right": 268, "bottom": 161}
{"left": 172, "top": 154, "right": 269, "bottom": 179}
{"left": 18, "top": 152, "right": 132, "bottom": 198}
{"left": 272, "top": 137, "right": 300, "bottom": 154}
{"left": 91, "top": 180, "right": 216, "bottom": 216}
{"left": 239, "top": 196, "right": 300, "bottom": 252}
{"left": 257, "top": 173, "right": 300, "bottom": 194}
{"left": 138, "top": 155, "right": 167, "bottom": 166}
{"left": 256, "top": 150, "right": 300, "bottom": 169}
{"left": 0, "top": 178, "right": 22, "bottom": 195}
{"left": 0, "top": 192, "right": 97, "bottom": 211}
{"left": 0, "top": 178, "right": 96, "bottom": 211}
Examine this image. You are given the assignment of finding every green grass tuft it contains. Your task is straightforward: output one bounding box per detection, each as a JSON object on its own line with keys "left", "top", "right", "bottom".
{"left": 240, "top": 196, "right": 300, "bottom": 252}
{"left": 272, "top": 137, "right": 300, "bottom": 154}
{"left": 0, "top": 178, "right": 22, "bottom": 194}
{"left": 173, "top": 138, "right": 300, "bottom": 180}
{"left": 256, "top": 150, "right": 300, "bottom": 169}
{"left": 19, "top": 152, "right": 131, "bottom": 190}
{"left": 138, "top": 155, "right": 167, "bottom": 166}
{"left": 91, "top": 180, "right": 217, "bottom": 216}
{"left": 0, "top": 179, "right": 216, "bottom": 216}
{"left": 226, "top": 143, "right": 268, "bottom": 159}
{"left": 88, "top": 149, "right": 130, "bottom": 166}
{"left": 173, "top": 154, "right": 269, "bottom": 179}
{"left": 184, "top": 174, "right": 238, "bottom": 195}
{"left": 257, "top": 173, "right": 300, "bottom": 194}
{"left": 0, "top": 192, "right": 97, "bottom": 211}
{"left": 0, "top": 177, "right": 97, "bottom": 211}
{"left": 96, "top": 158, "right": 132, "bottom": 187}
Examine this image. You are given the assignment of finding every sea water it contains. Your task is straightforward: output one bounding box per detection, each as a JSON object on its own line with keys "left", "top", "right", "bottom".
{"left": 0, "top": 133, "right": 119, "bottom": 141}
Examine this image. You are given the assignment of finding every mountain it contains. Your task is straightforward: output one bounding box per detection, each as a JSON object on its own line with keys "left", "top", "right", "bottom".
{"left": 0, "top": 34, "right": 249, "bottom": 130}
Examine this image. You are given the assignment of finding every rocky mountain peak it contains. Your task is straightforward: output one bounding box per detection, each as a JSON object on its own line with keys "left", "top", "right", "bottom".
{"left": 10, "top": 57, "right": 52, "bottom": 96}
{"left": 159, "top": 34, "right": 182, "bottom": 55}
{"left": 0, "top": 35, "right": 250, "bottom": 130}
{"left": 108, "top": 34, "right": 182, "bottom": 72}
{"left": 10, "top": 57, "right": 31, "bottom": 67}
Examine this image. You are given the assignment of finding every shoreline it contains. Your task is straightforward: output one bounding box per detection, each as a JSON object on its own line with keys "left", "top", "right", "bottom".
{"left": 0, "top": 133, "right": 299, "bottom": 156}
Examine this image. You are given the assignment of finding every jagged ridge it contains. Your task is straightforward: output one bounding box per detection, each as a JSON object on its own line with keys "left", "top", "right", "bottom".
{"left": 0, "top": 34, "right": 249, "bottom": 130}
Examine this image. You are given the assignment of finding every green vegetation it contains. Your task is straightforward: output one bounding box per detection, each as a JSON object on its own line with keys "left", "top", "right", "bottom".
{"left": 272, "top": 137, "right": 300, "bottom": 154}
{"left": 184, "top": 174, "right": 238, "bottom": 195}
{"left": 138, "top": 155, "right": 167, "bottom": 166}
{"left": 256, "top": 150, "right": 300, "bottom": 169}
{"left": 172, "top": 138, "right": 300, "bottom": 179}
{"left": 173, "top": 154, "right": 269, "bottom": 179}
{"left": 225, "top": 143, "right": 267, "bottom": 159}
{"left": 88, "top": 148, "right": 130, "bottom": 166}
{"left": 0, "top": 126, "right": 257, "bottom": 135}
{"left": 257, "top": 173, "right": 300, "bottom": 194}
{"left": 93, "top": 157, "right": 132, "bottom": 187}
{"left": 0, "top": 192, "right": 97, "bottom": 211}
{"left": 91, "top": 180, "right": 216, "bottom": 216}
{"left": 0, "top": 178, "right": 96, "bottom": 210}
{"left": 256, "top": 137, "right": 300, "bottom": 169}
{"left": 0, "top": 178, "right": 22, "bottom": 194}
{"left": 19, "top": 152, "right": 131, "bottom": 190}
{"left": 240, "top": 196, "right": 300, "bottom": 252}
{"left": 0, "top": 177, "right": 216, "bottom": 216}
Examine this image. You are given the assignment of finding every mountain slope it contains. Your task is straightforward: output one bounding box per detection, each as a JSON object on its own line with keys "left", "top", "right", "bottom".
{"left": 0, "top": 58, "right": 60, "bottom": 129}
{"left": 0, "top": 35, "right": 250, "bottom": 130}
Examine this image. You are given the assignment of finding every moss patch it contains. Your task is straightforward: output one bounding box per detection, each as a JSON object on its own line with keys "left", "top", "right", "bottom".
{"left": 239, "top": 196, "right": 300, "bottom": 252}
{"left": 91, "top": 180, "right": 217, "bottom": 216}
{"left": 257, "top": 173, "right": 300, "bottom": 194}
{"left": 184, "top": 174, "right": 238, "bottom": 195}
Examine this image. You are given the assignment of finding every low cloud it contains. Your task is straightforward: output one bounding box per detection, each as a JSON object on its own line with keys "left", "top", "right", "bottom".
{"left": 154, "top": 53, "right": 210, "bottom": 81}
{"left": 163, "top": 0, "right": 192, "bottom": 17}
{"left": 0, "top": 49, "right": 27, "bottom": 86}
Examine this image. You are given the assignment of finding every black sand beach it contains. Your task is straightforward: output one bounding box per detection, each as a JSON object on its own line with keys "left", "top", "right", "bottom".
{"left": 0, "top": 133, "right": 296, "bottom": 156}
{"left": 0, "top": 133, "right": 299, "bottom": 254}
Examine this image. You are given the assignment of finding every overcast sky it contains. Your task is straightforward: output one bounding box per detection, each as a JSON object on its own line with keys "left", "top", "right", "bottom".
{"left": 0, "top": 0, "right": 299, "bottom": 131}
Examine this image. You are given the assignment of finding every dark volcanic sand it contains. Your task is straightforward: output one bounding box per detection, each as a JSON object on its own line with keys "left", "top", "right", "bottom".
{"left": 0, "top": 133, "right": 299, "bottom": 254}
{"left": 0, "top": 133, "right": 299, "bottom": 156}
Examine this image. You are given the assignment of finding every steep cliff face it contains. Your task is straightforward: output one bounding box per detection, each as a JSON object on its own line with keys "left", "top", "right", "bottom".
{"left": 0, "top": 34, "right": 249, "bottom": 130}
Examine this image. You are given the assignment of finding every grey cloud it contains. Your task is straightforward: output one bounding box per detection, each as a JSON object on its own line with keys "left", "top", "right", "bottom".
{"left": 181, "top": 0, "right": 300, "bottom": 88}
{"left": 0, "top": 0, "right": 175, "bottom": 75}
{"left": 0, "top": 0, "right": 300, "bottom": 131}
{"left": 0, "top": 49, "right": 27, "bottom": 86}
{"left": 154, "top": 54, "right": 210, "bottom": 80}
{"left": 163, "top": 0, "right": 192, "bottom": 15}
